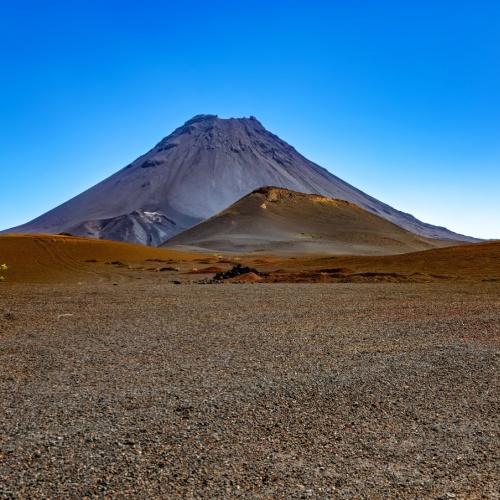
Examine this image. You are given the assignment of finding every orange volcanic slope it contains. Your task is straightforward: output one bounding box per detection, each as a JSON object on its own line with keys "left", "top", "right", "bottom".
{"left": 0, "top": 234, "right": 497, "bottom": 283}
{"left": 296, "top": 241, "right": 500, "bottom": 280}
{"left": 0, "top": 234, "right": 200, "bottom": 283}
{"left": 164, "top": 187, "right": 458, "bottom": 255}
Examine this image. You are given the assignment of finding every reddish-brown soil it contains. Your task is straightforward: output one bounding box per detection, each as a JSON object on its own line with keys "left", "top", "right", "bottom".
{"left": 1, "top": 234, "right": 498, "bottom": 285}
{"left": 226, "top": 271, "right": 263, "bottom": 283}
{"left": 0, "top": 234, "right": 202, "bottom": 283}
{"left": 186, "top": 266, "right": 226, "bottom": 274}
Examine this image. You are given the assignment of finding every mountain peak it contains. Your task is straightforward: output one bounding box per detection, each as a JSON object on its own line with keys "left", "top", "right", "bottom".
{"left": 181, "top": 114, "right": 263, "bottom": 128}
{"left": 183, "top": 114, "right": 218, "bottom": 126}
{"left": 156, "top": 114, "right": 268, "bottom": 152}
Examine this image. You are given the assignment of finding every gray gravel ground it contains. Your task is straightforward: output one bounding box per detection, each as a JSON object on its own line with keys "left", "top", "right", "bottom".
{"left": 0, "top": 282, "right": 499, "bottom": 498}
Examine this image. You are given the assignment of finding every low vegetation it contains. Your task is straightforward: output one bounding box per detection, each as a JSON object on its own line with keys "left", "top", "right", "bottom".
{"left": 0, "top": 263, "right": 7, "bottom": 282}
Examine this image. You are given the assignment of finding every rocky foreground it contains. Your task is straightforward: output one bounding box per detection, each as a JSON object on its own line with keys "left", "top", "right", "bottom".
{"left": 0, "top": 282, "right": 498, "bottom": 498}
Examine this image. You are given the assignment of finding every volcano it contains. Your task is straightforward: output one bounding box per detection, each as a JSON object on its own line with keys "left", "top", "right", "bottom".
{"left": 5, "top": 114, "right": 474, "bottom": 245}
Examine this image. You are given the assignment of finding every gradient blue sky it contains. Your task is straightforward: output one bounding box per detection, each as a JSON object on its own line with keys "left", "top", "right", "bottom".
{"left": 1, "top": 0, "right": 499, "bottom": 238}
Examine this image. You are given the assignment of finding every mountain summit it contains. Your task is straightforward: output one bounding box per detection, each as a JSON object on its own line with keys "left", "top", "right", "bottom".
{"left": 5, "top": 115, "right": 474, "bottom": 244}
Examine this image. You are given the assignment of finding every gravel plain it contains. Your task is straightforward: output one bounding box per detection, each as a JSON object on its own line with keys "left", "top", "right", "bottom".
{"left": 0, "top": 282, "right": 499, "bottom": 498}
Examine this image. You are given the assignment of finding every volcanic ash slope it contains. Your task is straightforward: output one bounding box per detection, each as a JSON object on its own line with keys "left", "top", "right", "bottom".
{"left": 163, "top": 187, "right": 453, "bottom": 255}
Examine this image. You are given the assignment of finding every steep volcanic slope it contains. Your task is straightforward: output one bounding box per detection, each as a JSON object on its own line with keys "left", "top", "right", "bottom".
{"left": 4, "top": 115, "right": 474, "bottom": 244}
{"left": 163, "top": 187, "right": 453, "bottom": 255}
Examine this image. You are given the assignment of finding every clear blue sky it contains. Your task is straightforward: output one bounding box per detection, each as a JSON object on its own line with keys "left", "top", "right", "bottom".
{"left": 1, "top": 0, "right": 499, "bottom": 238}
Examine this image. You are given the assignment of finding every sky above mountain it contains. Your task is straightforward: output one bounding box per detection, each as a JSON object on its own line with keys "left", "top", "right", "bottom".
{"left": 1, "top": 0, "right": 499, "bottom": 238}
